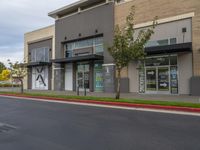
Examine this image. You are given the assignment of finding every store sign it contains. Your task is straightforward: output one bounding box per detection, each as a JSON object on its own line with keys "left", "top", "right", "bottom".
{"left": 94, "top": 64, "right": 104, "bottom": 92}
{"left": 139, "top": 70, "right": 145, "bottom": 93}
{"left": 170, "top": 66, "right": 178, "bottom": 94}
{"left": 32, "top": 66, "right": 48, "bottom": 90}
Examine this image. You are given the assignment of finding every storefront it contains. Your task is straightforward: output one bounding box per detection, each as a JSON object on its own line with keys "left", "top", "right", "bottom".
{"left": 139, "top": 55, "right": 178, "bottom": 94}
{"left": 76, "top": 61, "right": 104, "bottom": 92}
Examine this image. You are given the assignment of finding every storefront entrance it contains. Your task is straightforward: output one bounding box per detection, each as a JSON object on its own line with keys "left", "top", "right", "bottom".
{"left": 139, "top": 55, "right": 178, "bottom": 94}
{"left": 77, "top": 63, "right": 90, "bottom": 91}
{"left": 146, "top": 67, "right": 170, "bottom": 94}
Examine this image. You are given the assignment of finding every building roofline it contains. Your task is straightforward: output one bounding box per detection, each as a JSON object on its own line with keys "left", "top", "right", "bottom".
{"left": 48, "top": 0, "right": 110, "bottom": 19}
{"left": 48, "top": 0, "right": 87, "bottom": 18}
{"left": 24, "top": 25, "right": 54, "bottom": 35}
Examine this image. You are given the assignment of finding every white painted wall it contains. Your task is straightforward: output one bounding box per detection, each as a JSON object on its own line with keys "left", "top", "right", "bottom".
{"left": 135, "top": 18, "right": 192, "bottom": 45}
{"left": 128, "top": 62, "right": 139, "bottom": 93}
{"left": 65, "top": 63, "right": 73, "bottom": 91}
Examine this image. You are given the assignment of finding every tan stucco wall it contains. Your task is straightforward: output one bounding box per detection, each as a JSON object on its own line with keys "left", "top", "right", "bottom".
{"left": 24, "top": 25, "right": 55, "bottom": 90}
{"left": 115, "top": 0, "right": 200, "bottom": 77}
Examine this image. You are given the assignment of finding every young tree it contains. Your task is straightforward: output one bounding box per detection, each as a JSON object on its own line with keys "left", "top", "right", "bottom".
{"left": 7, "top": 60, "right": 27, "bottom": 93}
{"left": 108, "top": 6, "right": 157, "bottom": 99}
{"left": 0, "top": 62, "right": 6, "bottom": 74}
{"left": 0, "top": 69, "right": 11, "bottom": 81}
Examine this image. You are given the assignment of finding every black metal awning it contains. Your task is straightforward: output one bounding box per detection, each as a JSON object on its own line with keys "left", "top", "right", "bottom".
{"left": 145, "top": 42, "right": 192, "bottom": 55}
{"left": 26, "top": 62, "right": 52, "bottom": 68}
{"left": 51, "top": 54, "right": 104, "bottom": 63}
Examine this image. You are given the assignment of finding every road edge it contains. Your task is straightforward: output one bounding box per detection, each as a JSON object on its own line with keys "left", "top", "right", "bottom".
{"left": 0, "top": 93, "right": 200, "bottom": 114}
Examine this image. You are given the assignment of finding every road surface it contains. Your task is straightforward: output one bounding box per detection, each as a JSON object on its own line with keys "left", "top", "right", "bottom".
{"left": 0, "top": 96, "right": 200, "bottom": 150}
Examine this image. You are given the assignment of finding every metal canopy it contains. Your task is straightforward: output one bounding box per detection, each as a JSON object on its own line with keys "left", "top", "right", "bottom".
{"left": 145, "top": 42, "right": 192, "bottom": 55}
{"left": 51, "top": 54, "right": 104, "bottom": 63}
{"left": 26, "top": 62, "right": 52, "bottom": 68}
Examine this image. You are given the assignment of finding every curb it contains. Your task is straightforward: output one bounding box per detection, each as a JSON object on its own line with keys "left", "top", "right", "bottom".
{"left": 0, "top": 94, "right": 200, "bottom": 113}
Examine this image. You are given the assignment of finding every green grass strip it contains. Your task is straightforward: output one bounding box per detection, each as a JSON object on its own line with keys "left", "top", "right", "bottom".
{"left": 0, "top": 91, "right": 200, "bottom": 109}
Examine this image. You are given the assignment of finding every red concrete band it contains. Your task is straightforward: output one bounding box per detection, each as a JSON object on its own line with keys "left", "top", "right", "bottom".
{"left": 1, "top": 94, "right": 200, "bottom": 113}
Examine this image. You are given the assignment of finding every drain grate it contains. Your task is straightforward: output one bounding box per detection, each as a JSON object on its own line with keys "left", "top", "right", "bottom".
{"left": 0, "top": 123, "right": 16, "bottom": 133}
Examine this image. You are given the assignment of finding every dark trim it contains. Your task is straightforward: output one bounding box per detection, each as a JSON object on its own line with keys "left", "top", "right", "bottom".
{"left": 61, "top": 34, "right": 103, "bottom": 44}
{"left": 51, "top": 54, "right": 104, "bottom": 63}
{"left": 89, "top": 61, "right": 94, "bottom": 92}
{"left": 26, "top": 62, "right": 52, "bottom": 68}
{"left": 145, "top": 42, "right": 192, "bottom": 55}
{"left": 48, "top": 66, "right": 52, "bottom": 90}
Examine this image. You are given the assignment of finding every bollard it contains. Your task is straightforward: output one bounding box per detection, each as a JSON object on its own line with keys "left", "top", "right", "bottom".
{"left": 77, "top": 85, "right": 79, "bottom": 96}
{"left": 84, "top": 87, "right": 87, "bottom": 96}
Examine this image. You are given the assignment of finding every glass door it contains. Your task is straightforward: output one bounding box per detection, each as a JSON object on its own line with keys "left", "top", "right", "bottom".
{"left": 145, "top": 67, "right": 170, "bottom": 93}
{"left": 77, "top": 63, "right": 90, "bottom": 90}
{"left": 146, "top": 68, "right": 157, "bottom": 92}
{"left": 158, "top": 67, "right": 169, "bottom": 92}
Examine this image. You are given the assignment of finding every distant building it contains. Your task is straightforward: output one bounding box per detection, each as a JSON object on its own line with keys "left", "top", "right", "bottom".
{"left": 24, "top": 0, "right": 200, "bottom": 96}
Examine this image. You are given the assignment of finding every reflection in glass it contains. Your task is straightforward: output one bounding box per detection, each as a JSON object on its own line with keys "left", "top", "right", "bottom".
{"left": 146, "top": 68, "right": 157, "bottom": 91}
{"left": 158, "top": 67, "right": 169, "bottom": 91}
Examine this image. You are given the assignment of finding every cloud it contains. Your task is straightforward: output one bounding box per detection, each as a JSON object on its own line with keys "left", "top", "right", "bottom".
{"left": 0, "top": 0, "right": 78, "bottom": 65}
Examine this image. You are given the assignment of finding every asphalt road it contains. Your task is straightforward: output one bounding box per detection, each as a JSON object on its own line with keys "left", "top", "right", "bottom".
{"left": 0, "top": 96, "right": 200, "bottom": 150}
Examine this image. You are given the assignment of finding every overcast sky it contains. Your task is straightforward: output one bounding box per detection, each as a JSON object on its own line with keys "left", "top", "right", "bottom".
{"left": 0, "top": 0, "right": 78, "bottom": 66}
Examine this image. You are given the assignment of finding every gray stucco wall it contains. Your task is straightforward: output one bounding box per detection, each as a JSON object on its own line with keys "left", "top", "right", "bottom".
{"left": 190, "top": 76, "right": 200, "bottom": 96}
{"left": 54, "top": 3, "right": 115, "bottom": 91}
{"left": 55, "top": 3, "right": 114, "bottom": 63}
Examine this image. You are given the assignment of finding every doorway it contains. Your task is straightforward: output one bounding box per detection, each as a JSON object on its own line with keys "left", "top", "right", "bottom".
{"left": 77, "top": 63, "right": 90, "bottom": 91}
{"left": 146, "top": 67, "right": 170, "bottom": 94}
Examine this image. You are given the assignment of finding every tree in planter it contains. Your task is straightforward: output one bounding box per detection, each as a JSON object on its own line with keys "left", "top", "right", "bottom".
{"left": 108, "top": 6, "right": 157, "bottom": 99}
{"left": 7, "top": 60, "right": 27, "bottom": 93}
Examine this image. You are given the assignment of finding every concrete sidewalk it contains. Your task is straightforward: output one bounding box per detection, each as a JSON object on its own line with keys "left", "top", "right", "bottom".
{"left": 0, "top": 87, "right": 200, "bottom": 103}
{"left": 26, "top": 89, "right": 200, "bottom": 103}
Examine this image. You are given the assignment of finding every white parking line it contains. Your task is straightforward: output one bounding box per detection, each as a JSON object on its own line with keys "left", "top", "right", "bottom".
{"left": 1, "top": 95, "right": 200, "bottom": 117}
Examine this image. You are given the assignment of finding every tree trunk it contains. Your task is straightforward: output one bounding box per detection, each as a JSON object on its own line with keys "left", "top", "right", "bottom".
{"left": 116, "top": 69, "right": 121, "bottom": 99}
{"left": 19, "top": 79, "right": 24, "bottom": 94}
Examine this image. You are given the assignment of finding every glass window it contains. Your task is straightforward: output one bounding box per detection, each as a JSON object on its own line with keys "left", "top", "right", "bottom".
{"left": 31, "top": 47, "right": 49, "bottom": 62}
{"left": 157, "top": 39, "right": 169, "bottom": 46}
{"left": 145, "top": 38, "right": 177, "bottom": 47}
{"left": 64, "top": 37, "right": 103, "bottom": 57}
{"left": 95, "top": 37, "right": 103, "bottom": 45}
{"left": 145, "top": 57, "right": 169, "bottom": 66}
{"left": 45, "top": 48, "right": 49, "bottom": 62}
{"left": 94, "top": 45, "right": 104, "bottom": 54}
{"left": 170, "top": 56, "right": 177, "bottom": 65}
{"left": 145, "top": 41, "right": 159, "bottom": 47}
{"left": 170, "top": 38, "right": 177, "bottom": 45}
{"left": 31, "top": 49, "right": 36, "bottom": 62}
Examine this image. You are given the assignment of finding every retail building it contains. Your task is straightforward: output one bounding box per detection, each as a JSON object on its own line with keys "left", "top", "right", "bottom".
{"left": 24, "top": 0, "right": 200, "bottom": 95}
